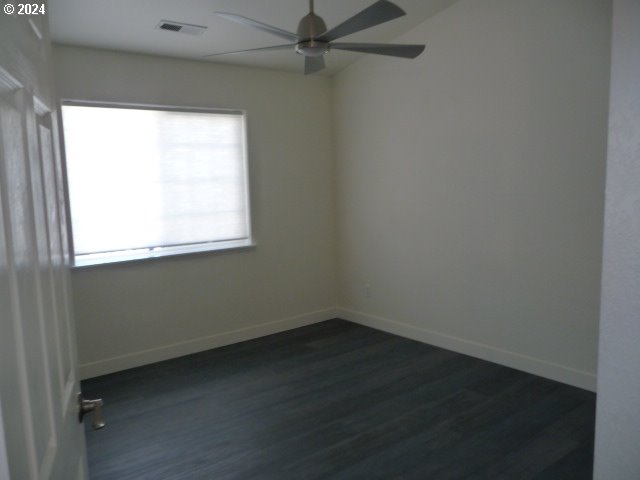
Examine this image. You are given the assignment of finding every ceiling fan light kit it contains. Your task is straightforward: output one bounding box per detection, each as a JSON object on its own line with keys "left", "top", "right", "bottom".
{"left": 206, "top": 0, "right": 426, "bottom": 74}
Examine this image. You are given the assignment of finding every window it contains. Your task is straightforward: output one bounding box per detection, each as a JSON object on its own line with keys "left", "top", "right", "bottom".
{"left": 61, "top": 103, "right": 252, "bottom": 267}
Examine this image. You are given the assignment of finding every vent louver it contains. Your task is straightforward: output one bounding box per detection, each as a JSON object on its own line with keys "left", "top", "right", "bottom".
{"left": 156, "top": 21, "right": 207, "bottom": 36}
{"left": 160, "top": 23, "right": 182, "bottom": 32}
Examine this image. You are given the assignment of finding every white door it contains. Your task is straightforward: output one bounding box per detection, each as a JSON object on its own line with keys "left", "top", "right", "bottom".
{"left": 0, "top": 6, "right": 89, "bottom": 480}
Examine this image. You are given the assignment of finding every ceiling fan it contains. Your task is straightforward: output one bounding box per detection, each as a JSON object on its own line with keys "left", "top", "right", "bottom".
{"left": 205, "top": 0, "right": 426, "bottom": 74}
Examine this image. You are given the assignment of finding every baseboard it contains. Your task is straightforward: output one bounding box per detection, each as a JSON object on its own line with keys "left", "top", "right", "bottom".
{"left": 79, "top": 308, "right": 338, "bottom": 379}
{"left": 337, "top": 307, "right": 597, "bottom": 392}
{"left": 80, "top": 306, "right": 597, "bottom": 391}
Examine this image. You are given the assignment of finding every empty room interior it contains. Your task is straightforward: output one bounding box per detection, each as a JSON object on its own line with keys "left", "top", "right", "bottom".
{"left": 1, "top": 0, "right": 639, "bottom": 479}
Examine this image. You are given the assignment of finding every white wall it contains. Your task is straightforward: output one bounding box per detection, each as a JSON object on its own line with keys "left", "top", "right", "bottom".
{"left": 594, "top": 0, "right": 640, "bottom": 477}
{"left": 52, "top": 46, "right": 337, "bottom": 378}
{"left": 334, "top": 0, "right": 611, "bottom": 390}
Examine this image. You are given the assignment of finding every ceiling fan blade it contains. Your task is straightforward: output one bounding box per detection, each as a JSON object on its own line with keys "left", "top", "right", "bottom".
{"left": 317, "top": 0, "right": 405, "bottom": 43}
{"left": 203, "top": 44, "right": 296, "bottom": 58}
{"left": 304, "top": 56, "right": 326, "bottom": 75}
{"left": 215, "top": 12, "right": 299, "bottom": 42}
{"left": 331, "top": 42, "right": 426, "bottom": 59}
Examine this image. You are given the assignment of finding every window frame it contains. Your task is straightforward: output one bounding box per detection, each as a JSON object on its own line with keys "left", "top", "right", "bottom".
{"left": 59, "top": 100, "right": 255, "bottom": 269}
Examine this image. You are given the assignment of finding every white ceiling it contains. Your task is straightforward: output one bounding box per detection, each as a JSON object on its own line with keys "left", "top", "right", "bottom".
{"left": 48, "top": 0, "right": 459, "bottom": 76}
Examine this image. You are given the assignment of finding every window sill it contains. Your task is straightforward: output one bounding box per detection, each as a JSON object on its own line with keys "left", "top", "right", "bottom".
{"left": 71, "top": 239, "right": 256, "bottom": 269}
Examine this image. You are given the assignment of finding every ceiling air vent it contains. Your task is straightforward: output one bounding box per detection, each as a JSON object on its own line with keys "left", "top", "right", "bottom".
{"left": 156, "top": 20, "right": 207, "bottom": 36}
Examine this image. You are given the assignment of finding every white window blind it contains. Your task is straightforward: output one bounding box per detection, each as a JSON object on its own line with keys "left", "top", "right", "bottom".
{"left": 61, "top": 104, "right": 252, "bottom": 266}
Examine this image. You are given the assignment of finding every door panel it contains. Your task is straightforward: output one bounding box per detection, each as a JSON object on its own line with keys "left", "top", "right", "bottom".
{"left": 21, "top": 100, "right": 59, "bottom": 479}
{"left": 36, "top": 115, "right": 74, "bottom": 405}
{"left": 0, "top": 82, "right": 40, "bottom": 480}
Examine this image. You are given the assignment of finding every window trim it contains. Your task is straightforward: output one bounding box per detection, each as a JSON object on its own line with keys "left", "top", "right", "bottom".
{"left": 59, "top": 100, "right": 255, "bottom": 269}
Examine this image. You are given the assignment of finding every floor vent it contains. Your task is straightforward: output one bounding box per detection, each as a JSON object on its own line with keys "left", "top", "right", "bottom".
{"left": 156, "top": 21, "right": 207, "bottom": 36}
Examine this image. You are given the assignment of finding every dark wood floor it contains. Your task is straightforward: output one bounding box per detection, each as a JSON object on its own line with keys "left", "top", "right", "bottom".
{"left": 82, "top": 319, "right": 596, "bottom": 480}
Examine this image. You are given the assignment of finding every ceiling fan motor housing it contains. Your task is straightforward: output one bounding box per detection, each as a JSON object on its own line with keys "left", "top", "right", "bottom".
{"left": 297, "top": 12, "right": 327, "bottom": 40}
{"left": 296, "top": 12, "right": 329, "bottom": 56}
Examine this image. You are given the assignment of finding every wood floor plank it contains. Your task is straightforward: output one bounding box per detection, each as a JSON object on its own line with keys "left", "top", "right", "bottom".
{"left": 82, "top": 319, "right": 596, "bottom": 479}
